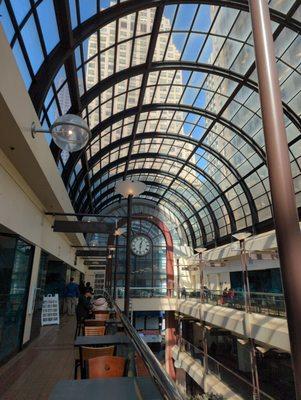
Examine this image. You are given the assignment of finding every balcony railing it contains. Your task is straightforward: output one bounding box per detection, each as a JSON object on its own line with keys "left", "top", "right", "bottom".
{"left": 104, "top": 292, "right": 184, "bottom": 400}
{"left": 116, "top": 287, "right": 176, "bottom": 298}
{"left": 177, "top": 337, "right": 275, "bottom": 400}
{"left": 114, "top": 287, "right": 286, "bottom": 318}
{"left": 184, "top": 289, "right": 286, "bottom": 318}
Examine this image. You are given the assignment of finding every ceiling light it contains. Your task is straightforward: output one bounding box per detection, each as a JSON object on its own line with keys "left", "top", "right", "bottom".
{"left": 115, "top": 180, "right": 146, "bottom": 198}
{"left": 232, "top": 232, "right": 252, "bottom": 241}
{"left": 195, "top": 247, "right": 207, "bottom": 253}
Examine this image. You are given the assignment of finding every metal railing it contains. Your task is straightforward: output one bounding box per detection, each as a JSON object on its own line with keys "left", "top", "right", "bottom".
{"left": 183, "top": 289, "right": 286, "bottom": 318}
{"left": 177, "top": 337, "right": 275, "bottom": 400}
{"left": 116, "top": 287, "right": 177, "bottom": 298}
{"left": 104, "top": 291, "right": 184, "bottom": 400}
{"left": 114, "top": 287, "right": 286, "bottom": 318}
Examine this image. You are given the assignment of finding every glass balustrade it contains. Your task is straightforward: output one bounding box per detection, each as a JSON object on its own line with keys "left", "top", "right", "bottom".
{"left": 115, "top": 287, "right": 286, "bottom": 318}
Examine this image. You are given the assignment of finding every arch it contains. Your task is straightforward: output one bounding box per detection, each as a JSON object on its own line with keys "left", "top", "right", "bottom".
{"left": 72, "top": 132, "right": 260, "bottom": 226}
{"left": 62, "top": 102, "right": 266, "bottom": 183}
{"left": 85, "top": 180, "right": 208, "bottom": 243}
{"left": 27, "top": 0, "right": 300, "bottom": 114}
{"left": 81, "top": 151, "right": 237, "bottom": 232}
{"left": 77, "top": 167, "right": 219, "bottom": 243}
{"left": 101, "top": 197, "right": 197, "bottom": 248}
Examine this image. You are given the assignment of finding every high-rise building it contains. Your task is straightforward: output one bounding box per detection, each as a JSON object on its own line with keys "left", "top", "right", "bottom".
{"left": 85, "top": 7, "right": 196, "bottom": 183}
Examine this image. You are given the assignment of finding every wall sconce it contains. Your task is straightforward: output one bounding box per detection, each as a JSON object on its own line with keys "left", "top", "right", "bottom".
{"left": 31, "top": 114, "right": 91, "bottom": 152}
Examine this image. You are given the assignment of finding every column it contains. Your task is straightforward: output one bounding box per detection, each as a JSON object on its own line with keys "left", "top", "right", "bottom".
{"left": 249, "top": 1, "right": 301, "bottom": 396}
{"left": 165, "top": 311, "right": 177, "bottom": 380}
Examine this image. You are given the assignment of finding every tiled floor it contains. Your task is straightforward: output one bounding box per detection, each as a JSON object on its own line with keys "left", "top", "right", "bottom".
{"left": 0, "top": 316, "right": 76, "bottom": 400}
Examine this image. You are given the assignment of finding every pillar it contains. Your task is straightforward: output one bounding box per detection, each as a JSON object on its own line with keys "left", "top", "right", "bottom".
{"left": 249, "top": 1, "right": 301, "bottom": 396}
{"left": 124, "top": 194, "right": 133, "bottom": 317}
{"left": 165, "top": 311, "right": 177, "bottom": 380}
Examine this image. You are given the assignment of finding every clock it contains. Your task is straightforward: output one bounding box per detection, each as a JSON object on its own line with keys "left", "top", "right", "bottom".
{"left": 131, "top": 235, "right": 152, "bottom": 256}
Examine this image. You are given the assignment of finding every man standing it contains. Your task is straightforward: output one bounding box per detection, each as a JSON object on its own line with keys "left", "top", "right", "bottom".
{"left": 64, "top": 277, "right": 79, "bottom": 316}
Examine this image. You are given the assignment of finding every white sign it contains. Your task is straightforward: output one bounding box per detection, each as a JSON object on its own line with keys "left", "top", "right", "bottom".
{"left": 41, "top": 294, "right": 60, "bottom": 326}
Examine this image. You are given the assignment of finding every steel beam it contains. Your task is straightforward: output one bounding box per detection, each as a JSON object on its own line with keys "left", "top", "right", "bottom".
{"left": 72, "top": 132, "right": 259, "bottom": 229}
{"left": 75, "top": 152, "right": 236, "bottom": 234}
{"left": 76, "top": 250, "right": 108, "bottom": 257}
{"left": 77, "top": 169, "right": 211, "bottom": 244}
{"left": 95, "top": 193, "right": 197, "bottom": 247}
{"left": 123, "top": 5, "right": 164, "bottom": 178}
{"left": 249, "top": 1, "right": 301, "bottom": 396}
{"left": 124, "top": 194, "right": 133, "bottom": 317}
{"left": 53, "top": 220, "right": 115, "bottom": 233}
{"left": 88, "top": 179, "right": 209, "bottom": 244}
{"left": 28, "top": 0, "right": 300, "bottom": 116}
{"left": 77, "top": 61, "right": 300, "bottom": 133}
{"left": 63, "top": 102, "right": 266, "bottom": 184}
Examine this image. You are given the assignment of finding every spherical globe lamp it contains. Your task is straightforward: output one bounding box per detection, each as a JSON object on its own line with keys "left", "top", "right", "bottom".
{"left": 51, "top": 114, "right": 91, "bottom": 152}
{"left": 31, "top": 114, "right": 91, "bottom": 153}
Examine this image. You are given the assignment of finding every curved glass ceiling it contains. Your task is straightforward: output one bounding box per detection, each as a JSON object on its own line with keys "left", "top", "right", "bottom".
{"left": 1, "top": 0, "right": 300, "bottom": 248}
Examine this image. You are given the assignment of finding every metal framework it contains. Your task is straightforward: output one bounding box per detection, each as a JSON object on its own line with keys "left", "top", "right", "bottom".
{"left": 75, "top": 151, "right": 237, "bottom": 236}
{"left": 15, "top": 0, "right": 301, "bottom": 114}
{"left": 73, "top": 132, "right": 259, "bottom": 225}
{"left": 100, "top": 198, "right": 196, "bottom": 247}
{"left": 78, "top": 167, "right": 214, "bottom": 240}
{"left": 2, "top": 0, "right": 300, "bottom": 247}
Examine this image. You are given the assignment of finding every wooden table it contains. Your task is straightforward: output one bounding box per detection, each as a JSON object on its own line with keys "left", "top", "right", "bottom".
{"left": 74, "top": 333, "right": 130, "bottom": 347}
{"left": 49, "top": 377, "right": 162, "bottom": 400}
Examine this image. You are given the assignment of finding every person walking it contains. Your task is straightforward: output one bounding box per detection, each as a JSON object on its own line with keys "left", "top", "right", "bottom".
{"left": 64, "top": 277, "right": 79, "bottom": 316}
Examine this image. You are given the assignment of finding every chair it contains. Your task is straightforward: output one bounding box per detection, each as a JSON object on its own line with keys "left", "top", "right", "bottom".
{"left": 94, "top": 310, "right": 109, "bottom": 315}
{"left": 84, "top": 319, "right": 105, "bottom": 327}
{"left": 84, "top": 326, "right": 106, "bottom": 336}
{"left": 74, "top": 346, "right": 115, "bottom": 379}
{"left": 94, "top": 313, "right": 109, "bottom": 322}
{"left": 88, "top": 356, "right": 126, "bottom": 379}
{"left": 74, "top": 319, "right": 83, "bottom": 338}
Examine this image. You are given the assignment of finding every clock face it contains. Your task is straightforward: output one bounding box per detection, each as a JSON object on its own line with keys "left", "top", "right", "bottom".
{"left": 131, "top": 235, "right": 152, "bottom": 257}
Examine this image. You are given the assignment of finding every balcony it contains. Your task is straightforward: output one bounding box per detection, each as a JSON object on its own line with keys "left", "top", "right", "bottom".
{"left": 173, "top": 337, "right": 282, "bottom": 400}
{"left": 115, "top": 287, "right": 289, "bottom": 352}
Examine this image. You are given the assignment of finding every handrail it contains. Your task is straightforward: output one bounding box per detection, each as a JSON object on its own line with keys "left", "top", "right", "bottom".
{"left": 104, "top": 291, "right": 185, "bottom": 400}
{"left": 178, "top": 337, "right": 275, "bottom": 400}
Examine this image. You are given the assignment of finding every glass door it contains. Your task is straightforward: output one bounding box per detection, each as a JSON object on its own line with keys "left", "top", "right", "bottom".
{"left": 0, "top": 235, "right": 34, "bottom": 364}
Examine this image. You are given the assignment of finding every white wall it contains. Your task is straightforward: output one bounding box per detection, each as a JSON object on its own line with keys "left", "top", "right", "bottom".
{"left": 0, "top": 25, "right": 87, "bottom": 347}
{"left": 0, "top": 150, "right": 84, "bottom": 271}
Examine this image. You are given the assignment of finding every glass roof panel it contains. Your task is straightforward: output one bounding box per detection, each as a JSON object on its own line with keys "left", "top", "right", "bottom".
{"left": 1, "top": 0, "right": 300, "bottom": 247}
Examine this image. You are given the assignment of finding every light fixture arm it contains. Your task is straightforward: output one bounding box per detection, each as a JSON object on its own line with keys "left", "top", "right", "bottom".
{"left": 31, "top": 122, "right": 51, "bottom": 138}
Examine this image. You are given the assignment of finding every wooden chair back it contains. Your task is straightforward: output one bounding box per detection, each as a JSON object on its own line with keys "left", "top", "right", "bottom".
{"left": 81, "top": 346, "right": 115, "bottom": 361}
{"left": 88, "top": 356, "right": 126, "bottom": 379}
{"left": 94, "top": 310, "right": 109, "bottom": 315}
{"left": 94, "top": 313, "right": 109, "bottom": 322}
{"left": 84, "top": 326, "right": 105, "bottom": 336}
{"left": 84, "top": 319, "right": 105, "bottom": 327}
